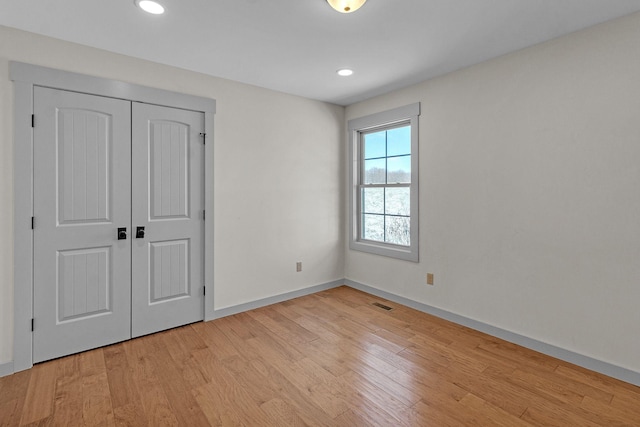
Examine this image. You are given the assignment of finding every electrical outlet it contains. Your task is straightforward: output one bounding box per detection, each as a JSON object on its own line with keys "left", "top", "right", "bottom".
{"left": 426, "top": 273, "right": 434, "bottom": 285}
{"left": 296, "top": 262, "right": 302, "bottom": 272}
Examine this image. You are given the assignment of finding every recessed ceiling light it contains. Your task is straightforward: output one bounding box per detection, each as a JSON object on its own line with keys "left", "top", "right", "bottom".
{"left": 337, "top": 69, "right": 354, "bottom": 77}
{"left": 135, "top": 0, "right": 165, "bottom": 15}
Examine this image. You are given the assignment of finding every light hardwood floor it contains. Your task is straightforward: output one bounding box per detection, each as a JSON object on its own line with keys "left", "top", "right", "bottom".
{"left": 1, "top": 286, "right": 639, "bottom": 426}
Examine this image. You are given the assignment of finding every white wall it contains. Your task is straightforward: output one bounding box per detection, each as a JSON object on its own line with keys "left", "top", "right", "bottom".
{"left": 345, "top": 12, "right": 640, "bottom": 373}
{"left": 0, "top": 26, "right": 345, "bottom": 364}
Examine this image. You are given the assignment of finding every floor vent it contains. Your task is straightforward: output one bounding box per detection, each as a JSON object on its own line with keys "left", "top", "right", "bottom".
{"left": 372, "top": 302, "right": 393, "bottom": 311}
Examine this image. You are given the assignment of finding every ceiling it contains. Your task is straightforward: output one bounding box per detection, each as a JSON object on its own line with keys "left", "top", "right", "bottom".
{"left": 1, "top": 1, "right": 640, "bottom": 106}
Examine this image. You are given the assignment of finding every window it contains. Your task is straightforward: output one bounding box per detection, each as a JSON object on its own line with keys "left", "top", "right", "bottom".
{"left": 348, "top": 103, "right": 420, "bottom": 261}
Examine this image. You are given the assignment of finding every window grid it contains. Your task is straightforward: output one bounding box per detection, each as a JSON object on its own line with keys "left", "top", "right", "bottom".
{"left": 358, "top": 123, "right": 411, "bottom": 247}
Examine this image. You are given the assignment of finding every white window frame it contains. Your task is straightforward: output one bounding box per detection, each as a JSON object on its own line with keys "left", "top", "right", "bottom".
{"left": 348, "top": 103, "right": 420, "bottom": 262}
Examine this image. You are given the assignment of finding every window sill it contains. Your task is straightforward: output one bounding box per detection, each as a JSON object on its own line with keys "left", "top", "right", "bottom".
{"left": 350, "top": 239, "right": 418, "bottom": 262}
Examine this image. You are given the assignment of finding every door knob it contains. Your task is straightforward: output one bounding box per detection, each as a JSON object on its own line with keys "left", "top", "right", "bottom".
{"left": 136, "top": 226, "right": 145, "bottom": 239}
{"left": 117, "top": 227, "right": 127, "bottom": 240}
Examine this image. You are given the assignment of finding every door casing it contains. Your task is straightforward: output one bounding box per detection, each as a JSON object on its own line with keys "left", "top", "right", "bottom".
{"left": 11, "top": 61, "right": 216, "bottom": 372}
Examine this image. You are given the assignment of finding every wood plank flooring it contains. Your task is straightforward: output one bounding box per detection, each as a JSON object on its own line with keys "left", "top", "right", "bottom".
{"left": 1, "top": 286, "right": 639, "bottom": 426}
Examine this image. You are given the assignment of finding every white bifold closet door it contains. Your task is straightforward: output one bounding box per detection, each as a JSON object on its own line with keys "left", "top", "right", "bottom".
{"left": 32, "top": 87, "right": 204, "bottom": 363}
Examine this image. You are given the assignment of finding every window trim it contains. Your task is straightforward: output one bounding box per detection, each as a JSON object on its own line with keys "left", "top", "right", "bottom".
{"left": 348, "top": 103, "right": 420, "bottom": 262}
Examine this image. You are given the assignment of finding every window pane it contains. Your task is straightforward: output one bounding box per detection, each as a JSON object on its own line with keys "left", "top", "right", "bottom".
{"left": 362, "top": 187, "right": 384, "bottom": 214}
{"left": 385, "top": 216, "right": 410, "bottom": 246}
{"left": 364, "top": 158, "right": 386, "bottom": 184}
{"left": 387, "top": 126, "right": 411, "bottom": 157}
{"left": 385, "top": 188, "right": 410, "bottom": 216}
{"left": 387, "top": 155, "right": 411, "bottom": 183}
{"left": 363, "top": 214, "right": 384, "bottom": 242}
{"left": 363, "top": 131, "right": 386, "bottom": 159}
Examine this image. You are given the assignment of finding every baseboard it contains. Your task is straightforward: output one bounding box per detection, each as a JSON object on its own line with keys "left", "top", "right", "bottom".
{"left": 0, "top": 361, "right": 14, "bottom": 378}
{"left": 344, "top": 279, "right": 640, "bottom": 387}
{"left": 208, "top": 279, "right": 344, "bottom": 321}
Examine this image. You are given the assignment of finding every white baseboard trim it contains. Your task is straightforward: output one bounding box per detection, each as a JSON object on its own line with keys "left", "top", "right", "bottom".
{"left": 208, "top": 279, "right": 344, "bottom": 321}
{"left": 344, "top": 279, "right": 640, "bottom": 387}
{"left": 0, "top": 361, "right": 14, "bottom": 378}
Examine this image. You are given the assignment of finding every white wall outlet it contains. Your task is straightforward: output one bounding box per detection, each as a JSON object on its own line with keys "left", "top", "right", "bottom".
{"left": 296, "top": 262, "right": 302, "bottom": 272}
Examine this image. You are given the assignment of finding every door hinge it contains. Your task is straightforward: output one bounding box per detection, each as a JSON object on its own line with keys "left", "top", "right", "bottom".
{"left": 31, "top": 217, "right": 35, "bottom": 230}
{"left": 203, "top": 286, "right": 206, "bottom": 296}
{"left": 31, "top": 114, "right": 35, "bottom": 128}
{"left": 31, "top": 318, "right": 34, "bottom": 332}
{"left": 203, "top": 210, "right": 205, "bottom": 220}
{"left": 199, "top": 132, "right": 206, "bottom": 145}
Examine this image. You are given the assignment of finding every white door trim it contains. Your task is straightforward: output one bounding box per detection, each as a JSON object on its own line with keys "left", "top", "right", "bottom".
{"left": 10, "top": 61, "right": 216, "bottom": 372}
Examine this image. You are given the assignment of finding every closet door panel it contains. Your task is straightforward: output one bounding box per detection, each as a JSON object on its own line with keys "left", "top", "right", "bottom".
{"left": 131, "top": 103, "right": 204, "bottom": 337}
{"left": 33, "top": 87, "right": 132, "bottom": 363}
